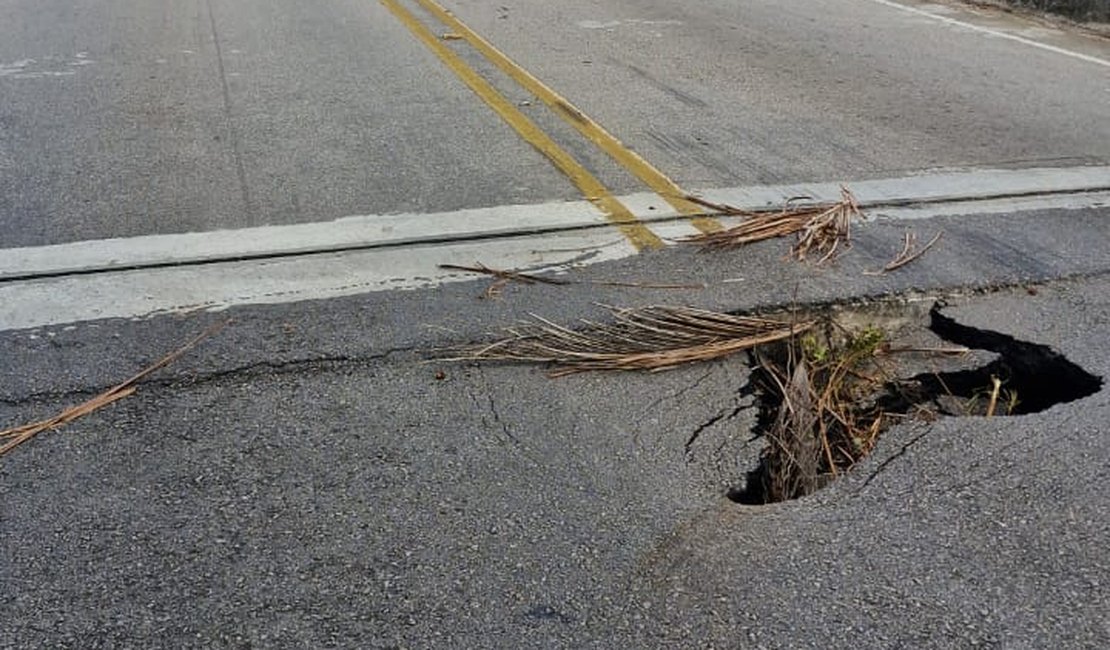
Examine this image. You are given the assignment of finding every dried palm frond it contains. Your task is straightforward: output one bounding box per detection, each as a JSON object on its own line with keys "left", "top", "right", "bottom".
{"left": 1, "top": 320, "right": 229, "bottom": 458}
{"left": 685, "top": 188, "right": 862, "bottom": 263}
{"left": 443, "top": 305, "right": 813, "bottom": 376}
{"left": 792, "top": 188, "right": 860, "bottom": 263}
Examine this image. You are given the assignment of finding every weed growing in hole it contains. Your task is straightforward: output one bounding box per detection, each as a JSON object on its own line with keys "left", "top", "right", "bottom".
{"left": 750, "top": 321, "right": 899, "bottom": 503}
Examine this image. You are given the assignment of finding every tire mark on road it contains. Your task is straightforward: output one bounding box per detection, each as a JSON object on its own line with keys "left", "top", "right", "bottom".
{"left": 205, "top": 0, "right": 255, "bottom": 224}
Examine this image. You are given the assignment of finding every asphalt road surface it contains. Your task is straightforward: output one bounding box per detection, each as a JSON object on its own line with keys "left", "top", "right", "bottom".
{"left": 2, "top": 0, "right": 1107, "bottom": 246}
{"left": 2, "top": 0, "right": 1109, "bottom": 647}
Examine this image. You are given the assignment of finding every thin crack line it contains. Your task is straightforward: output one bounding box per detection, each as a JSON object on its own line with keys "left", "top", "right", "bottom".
{"left": 0, "top": 347, "right": 416, "bottom": 407}
{"left": 685, "top": 399, "right": 751, "bottom": 457}
{"left": 476, "top": 366, "right": 521, "bottom": 447}
{"left": 856, "top": 427, "right": 931, "bottom": 492}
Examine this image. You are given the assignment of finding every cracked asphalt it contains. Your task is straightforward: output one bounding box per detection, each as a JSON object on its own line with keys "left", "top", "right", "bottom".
{"left": 3, "top": 205, "right": 1110, "bottom": 647}
{"left": 4, "top": 0, "right": 1110, "bottom": 644}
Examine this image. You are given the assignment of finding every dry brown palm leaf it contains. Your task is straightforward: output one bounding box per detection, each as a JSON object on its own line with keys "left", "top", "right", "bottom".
{"left": 684, "top": 188, "right": 862, "bottom": 262}
{"left": 0, "top": 320, "right": 230, "bottom": 458}
{"left": 443, "top": 305, "right": 813, "bottom": 376}
{"left": 792, "top": 188, "right": 861, "bottom": 263}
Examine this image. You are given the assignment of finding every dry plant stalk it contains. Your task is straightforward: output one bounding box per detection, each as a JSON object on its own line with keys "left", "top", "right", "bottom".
{"left": 439, "top": 262, "right": 570, "bottom": 299}
{"left": 864, "top": 230, "right": 943, "bottom": 275}
{"left": 877, "top": 344, "right": 970, "bottom": 356}
{"left": 985, "top": 375, "right": 1003, "bottom": 417}
{"left": 439, "top": 263, "right": 571, "bottom": 287}
{"left": 684, "top": 188, "right": 862, "bottom": 263}
{"left": 581, "top": 279, "right": 705, "bottom": 290}
{"left": 0, "top": 320, "right": 230, "bottom": 458}
{"left": 445, "top": 305, "right": 813, "bottom": 376}
{"left": 440, "top": 262, "right": 704, "bottom": 298}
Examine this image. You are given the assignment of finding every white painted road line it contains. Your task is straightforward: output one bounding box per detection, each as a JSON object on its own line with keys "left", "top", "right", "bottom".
{"left": 3, "top": 188, "right": 1107, "bottom": 333}
{"left": 3, "top": 166, "right": 1107, "bottom": 281}
{"left": 694, "top": 165, "right": 1110, "bottom": 214}
{"left": 2, "top": 166, "right": 1108, "bottom": 331}
{"left": 2, "top": 190, "right": 1108, "bottom": 332}
{"left": 866, "top": 189, "right": 1109, "bottom": 221}
{"left": 0, "top": 229, "right": 640, "bottom": 332}
{"left": 865, "top": 0, "right": 1110, "bottom": 68}
{"left": 0, "top": 201, "right": 610, "bottom": 281}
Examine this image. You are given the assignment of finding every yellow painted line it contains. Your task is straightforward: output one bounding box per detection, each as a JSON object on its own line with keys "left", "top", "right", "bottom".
{"left": 381, "top": 0, "right": 663, "bottom": 251}
{"left": 412, "top": 0, "right": 722, "bottom": 234}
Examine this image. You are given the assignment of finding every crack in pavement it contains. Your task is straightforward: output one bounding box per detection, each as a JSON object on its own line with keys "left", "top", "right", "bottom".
{"left": 0, "top": 346, "right": 419, "bottom": 408}
{"left": 629, "top": 366, "right": 720, "bottom": 433}
{"left": 474, "top": 365, "right": 522, "bottom": 448}
{"left": 465, "top": 366, "right": 543, "bottom": 468}
{"left": 684, "top": 396, "right": 752, "bottom": 458}
{"left": 855, "top": 426, "right": 932, "bottom": 493}
{"left": 666, "top": 367, "right": 717, "bottom": 405}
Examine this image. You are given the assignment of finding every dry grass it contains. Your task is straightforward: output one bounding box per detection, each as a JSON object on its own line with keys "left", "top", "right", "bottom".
{"left": 443, "top": 305, "right": 813, "bottom": 376}
{"left": 685, "top": 188, "right": 862, "bottom": 263}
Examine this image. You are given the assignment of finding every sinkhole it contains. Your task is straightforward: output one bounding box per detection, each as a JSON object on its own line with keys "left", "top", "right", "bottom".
{"left": 728, "top": 303, "right": 1102, "bottom": 505}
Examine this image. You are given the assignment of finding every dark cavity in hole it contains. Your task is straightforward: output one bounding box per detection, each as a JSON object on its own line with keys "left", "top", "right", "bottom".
{"left": 729, "top": 305, "right": 1102, "bottom": 505}
{"left": 892, "top": 308, "right": 1103, "bottom": 415}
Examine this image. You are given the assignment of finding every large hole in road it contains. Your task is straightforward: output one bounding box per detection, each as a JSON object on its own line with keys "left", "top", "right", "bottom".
{"left": 728, "top": 303, "right": 1102, "bottom": 505}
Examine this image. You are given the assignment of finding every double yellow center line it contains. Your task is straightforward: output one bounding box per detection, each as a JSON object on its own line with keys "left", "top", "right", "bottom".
{"left": 382, "top": 0, "right": 721, "bottom": 251}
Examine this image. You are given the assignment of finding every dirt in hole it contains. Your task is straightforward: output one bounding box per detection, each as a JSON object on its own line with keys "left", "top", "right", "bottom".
{"left": 728, "top": 303, "right": 1102, "bottom": 505}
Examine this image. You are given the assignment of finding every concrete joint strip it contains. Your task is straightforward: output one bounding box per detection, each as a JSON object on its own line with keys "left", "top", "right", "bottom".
{"left": 0, "top": 165, "right": 1107, "bottom": 283}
